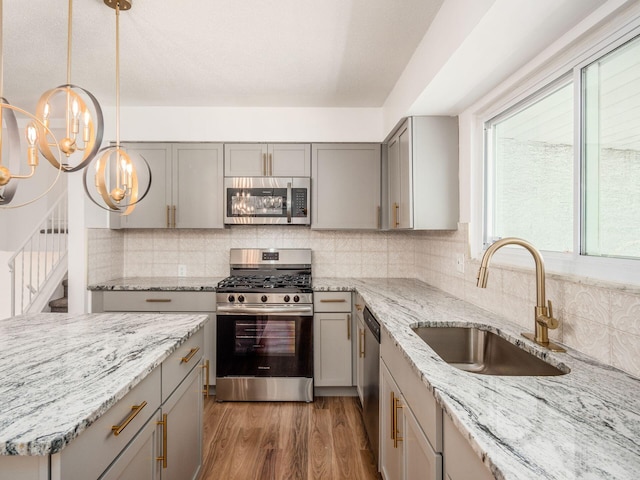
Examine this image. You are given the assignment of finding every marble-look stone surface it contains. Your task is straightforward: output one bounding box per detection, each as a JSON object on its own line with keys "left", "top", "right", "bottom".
{"left": 88, "top": 276, "right": 223, "bottom": 291}
{"left": 0, "top": 312, "right": 207, "bottom": 456}
{"left": 314, "top": 277, "right": 640, "bottom": 480}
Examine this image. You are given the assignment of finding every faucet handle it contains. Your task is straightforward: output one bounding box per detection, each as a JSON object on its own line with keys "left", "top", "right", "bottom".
{"left": 546, "top": 300, "right": 559, "bottom": 329}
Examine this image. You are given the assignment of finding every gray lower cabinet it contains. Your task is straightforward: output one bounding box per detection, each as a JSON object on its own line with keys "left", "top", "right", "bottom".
{"left": 386, "top": 116, "right": 458, "bottom": 230}
{"left": 311, "top": 143, "right": 381, "bottom": 229}
{"left": 110, "top": 142, "right": 224, "bottom": 229}
{"left": 443, "top": 414, "right": 494, "bottom": 480}
{"left": 313, "top": 292, "right": 353, "bottom": 387}
{"left": 380, "top": 329, "right": 442, "bottom": 480}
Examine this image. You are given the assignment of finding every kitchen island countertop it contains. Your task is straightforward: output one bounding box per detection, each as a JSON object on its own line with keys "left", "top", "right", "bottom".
{"left": 0, "top": 312, "right": 207, "bottom": 456}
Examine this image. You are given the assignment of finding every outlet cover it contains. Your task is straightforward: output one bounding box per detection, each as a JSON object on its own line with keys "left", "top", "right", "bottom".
{"left": 178, "top": 264, "right": 187, "bottom": 277}
{"left": 456, "top": 254, "right": 464, "bottom": 274}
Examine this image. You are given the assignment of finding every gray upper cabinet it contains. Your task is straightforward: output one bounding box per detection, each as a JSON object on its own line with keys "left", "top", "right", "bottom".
{"left": 387, "top": 117, "right": 459, "bottom": 230}
{"left": 110, "top": 142, "right": 224, "bottom": 229}
{"left": 224, "top": 143, "right": 311, "bottom": 177}
{"left": 311, "top": 143, "right": 381, "bottom": 229}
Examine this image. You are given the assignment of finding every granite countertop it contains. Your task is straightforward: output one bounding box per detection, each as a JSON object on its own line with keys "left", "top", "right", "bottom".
{"left": 0, "top": 312, "right": 207, "bottom": 456}
{"left": 88, "top": 276, "right": 223, "bottom": 291}
{"left": 86, "top": 276, "right": 640, "bottom": 478}
{"left": 314, "top": 277, "right": 640, "bottom": 480}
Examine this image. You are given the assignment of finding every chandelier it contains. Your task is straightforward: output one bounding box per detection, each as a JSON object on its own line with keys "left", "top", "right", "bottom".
{"left": 0, "top": 0, "right": 63, "bottom": 208}
{"left": 35, "top": 0, "right": 104, "bottom": 173}
{"left": 84, "top": 0, "right": 150, "bottom": 215}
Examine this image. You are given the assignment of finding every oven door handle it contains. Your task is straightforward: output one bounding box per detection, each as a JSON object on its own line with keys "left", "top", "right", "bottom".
{"left": 217, "top": 305, "right": 313, "bottom": 315}
{"left": 286, "top": 181, "right": 292, "bottom": 224}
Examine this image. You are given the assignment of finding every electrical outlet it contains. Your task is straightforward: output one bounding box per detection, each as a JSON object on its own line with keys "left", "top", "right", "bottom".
{"left": 456, "top": 254, "right": 465, "bottom": 274}
{"left": 178, "top": 264, "right": 187, "bottom": 277}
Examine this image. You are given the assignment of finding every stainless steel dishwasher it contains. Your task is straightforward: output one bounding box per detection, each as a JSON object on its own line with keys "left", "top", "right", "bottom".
{"left": 362, "top": 306, "right": 380, "bottom": 463}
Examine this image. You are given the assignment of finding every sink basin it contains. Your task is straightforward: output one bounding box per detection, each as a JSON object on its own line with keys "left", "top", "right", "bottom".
{"left": 411, "top": 326, "right": 568, "bottom": 376}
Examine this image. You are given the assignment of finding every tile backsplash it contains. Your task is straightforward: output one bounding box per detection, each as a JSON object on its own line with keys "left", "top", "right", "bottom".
{"left": 87, "top": 225, "right": 640, "bottom": 377}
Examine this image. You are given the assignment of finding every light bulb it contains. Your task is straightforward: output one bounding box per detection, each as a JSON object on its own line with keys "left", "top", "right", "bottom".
{"left": 26, "top": 123, "right": 38, "bottom": 146}
{"left": 72, "top": 99, "right": 80, "bottom": 119}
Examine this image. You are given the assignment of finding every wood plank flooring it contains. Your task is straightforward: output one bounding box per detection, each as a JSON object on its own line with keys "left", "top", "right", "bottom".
{"left": 201, "top": 396, "right": 380, "bottom": 480}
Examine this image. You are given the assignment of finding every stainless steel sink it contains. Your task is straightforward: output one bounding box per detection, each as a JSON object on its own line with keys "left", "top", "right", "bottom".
{"left": 411, "top": 326, "right": 568, "bottom": 376}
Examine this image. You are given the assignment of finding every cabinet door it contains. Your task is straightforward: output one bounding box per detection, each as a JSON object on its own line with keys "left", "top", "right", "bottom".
{"left": 312, "top": 143, "right": 381, "bottom": 229}
{"left": 380, "top": 362, "right": 404, "bottom": 480}
{"left": 388, "top": 120, "right": 412, "bottom": 229}
{"left": 111, "top": 143, "right": 172, "bottom": 229}
{"left": 173, "top": 144, "right": 224, "bottom": 228}
{"left": 404, "top": 404, "right": 442, "bottom": 480}
{"left": 314, "top": 312, "right": 353, "bottom": 386}
{"left": 269, "top": 143, "right": 311, "bottom": 176}
{"left": 443, "top": 414, "right": 493, "bottom": 480}
{"left": 356, "top": 310, "right": 365, "bottom": 403}
{"left": 224, "top": 144, "right": 268, "bottom": 176}
{"left": 99, "top": 412, "right": 160, "bottom": 480}
{"left": 161, "top": 363, "right": 203, "bottom": 480}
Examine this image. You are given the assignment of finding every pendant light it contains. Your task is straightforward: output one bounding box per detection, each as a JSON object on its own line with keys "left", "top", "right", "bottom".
{"left": 35, "top": 0, "right": 104, "bottom": 173}
{"left": 0, "top": 0, "right": 63, "bottom": 208}
{"left": 83, "top": 0, "right": 150, "bottom": 215}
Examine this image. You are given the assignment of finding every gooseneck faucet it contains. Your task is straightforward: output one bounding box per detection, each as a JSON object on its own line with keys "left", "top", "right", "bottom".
{"left": 477, "top": 237, "right": 566, "bottom": 352}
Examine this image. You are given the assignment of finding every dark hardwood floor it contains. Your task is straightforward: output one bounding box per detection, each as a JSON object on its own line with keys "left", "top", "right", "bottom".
{"left": 201, "top": 396, "right": 380, "bottom": 480}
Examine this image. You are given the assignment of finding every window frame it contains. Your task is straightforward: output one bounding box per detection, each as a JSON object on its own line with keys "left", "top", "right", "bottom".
{"left": 476, "top": 15, "right": 640, "bottom": 286}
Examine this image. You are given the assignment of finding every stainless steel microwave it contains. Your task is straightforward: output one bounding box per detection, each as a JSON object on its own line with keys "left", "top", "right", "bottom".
{"left": 223, "top": 177, "right": 310, "bottom": 225}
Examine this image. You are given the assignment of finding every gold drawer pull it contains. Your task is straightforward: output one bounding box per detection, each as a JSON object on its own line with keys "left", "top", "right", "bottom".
{"left": 202, "top": 360, "right": 210, "bottom": 398}
{"left": 320, "top": 298, "right": 346, "bottom": 303}
{"left": 181, "top": 346, "right": 200, "bottom": 363}
{"left": 393, "top": 396, "right": 403, "bottom": 448}
{"left": 112, "top": 401, "right": 147, "bottom": 436}
{"left": 157, "top": 413, "right": 168, "bottom": 468}
{"left": 146, "top": 298, "right": 172, "bottom": 303}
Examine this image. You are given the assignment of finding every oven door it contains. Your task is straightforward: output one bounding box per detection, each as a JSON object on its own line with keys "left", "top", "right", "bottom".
{"left": 223, "top": 177, "right": 310, "bottom": 225}
{"left": 217, "top": 314, "right": 313, "bottom": 378}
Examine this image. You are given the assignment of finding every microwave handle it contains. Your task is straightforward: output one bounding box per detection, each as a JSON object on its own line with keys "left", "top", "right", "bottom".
{"left": 286, "top": 182, "right": 292, "bottom": 223}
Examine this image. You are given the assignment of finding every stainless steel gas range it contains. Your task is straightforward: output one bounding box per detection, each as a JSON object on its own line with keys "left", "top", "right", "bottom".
{"left": 215, "top": 248, "right": 313, "bottom": 402}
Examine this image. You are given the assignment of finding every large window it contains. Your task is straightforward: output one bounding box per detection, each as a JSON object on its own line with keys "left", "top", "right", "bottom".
{"left": 583, "top": 35, "right": 640, "bottom": 259}
{"left": 485, "top": 33, "right": 640, "bottom": 263}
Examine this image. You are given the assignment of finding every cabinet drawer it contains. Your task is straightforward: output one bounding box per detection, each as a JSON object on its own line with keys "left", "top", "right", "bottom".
{"left": 102, "top": 291, "right": 216, "bottom": 312}
{"left": 314, "top": 292, "right": 352, "bottom": 312}
{"left": 55, "top": 367, "right": 161, "bottom": 480}
{"left": 381, "top": 329, "right": 442, "bottom": 452}
{"left": 162, "top": 328, "right": 204, "bottom": 402}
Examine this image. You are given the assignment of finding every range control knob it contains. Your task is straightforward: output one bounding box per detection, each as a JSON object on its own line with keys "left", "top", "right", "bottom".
{"left": 293, "top": 295, "right": 300, "bottom": 303}
{"left": 238, "top": 295, "right": 245, "bottom": 303}
{"left": 261, "top": 295, "right": 268, "bottom": 303}
{"left": 228, "top": 295, "right": 235, "bottom": 303}
{"left": 283, "top": 295, "right": 290, "bottom": 303}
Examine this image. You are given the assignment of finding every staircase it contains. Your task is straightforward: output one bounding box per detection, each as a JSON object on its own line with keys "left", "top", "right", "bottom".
{"left": 8, "top": 192, "right": 69, "bottom": 316}
{"left": 48, "top": 278, "right": 68, "bottom": 313}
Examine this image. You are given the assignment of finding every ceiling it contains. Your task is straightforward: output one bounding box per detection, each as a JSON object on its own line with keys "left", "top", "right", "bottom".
{"left": 2, "top": 0, "right": 444, "bottom": 110}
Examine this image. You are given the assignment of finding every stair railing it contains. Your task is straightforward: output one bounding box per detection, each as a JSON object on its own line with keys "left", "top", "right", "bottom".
{"left": 8, "top": 191, "right": 69, "bottom": 316}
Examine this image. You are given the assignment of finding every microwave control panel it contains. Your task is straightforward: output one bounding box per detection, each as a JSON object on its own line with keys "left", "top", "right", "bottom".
{"left": 291, "top": 188, "right": 308, "bottom": 217}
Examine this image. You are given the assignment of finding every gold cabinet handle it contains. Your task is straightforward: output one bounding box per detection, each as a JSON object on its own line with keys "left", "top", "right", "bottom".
{"left": 202, "top": 360, "right": 210, "bottom": 398}
{"left": 156, "top": 413, "right": 168, "bottom": 468}
{"left": 111, "top": 401, "right": 147, "bottom": 436}
{"left": 347, "top": 313, "right": 351, "bottom": 340}
{"left": 355, "top": 303, "right": 363, "bottom": 311}
{"left": 393, "top": 396, "right": 403, "bottom": 448}
{"left": 269, "top": 153, "right": 273, "bottom": 176}
{"left": 172, "top": 205, "right": 177, "bottom": 228}
{"left": 390, "top": 392, "right": 395, "bottom": 441}
{"left": 320, "top": 298, "right": 346, "bottom": 303}
{"left": 181, "top": 346, "right": 200, "bottom": 364}
{"left": 359, "top": 328, "right": 365, "bottom": 358}
{"left": 166, "top": 205, "right": 170, "bottom": 228}
{"left": 393, "top": 202, "right": 400, "bottom": 228}
{"left": 263, "top": 153, "right": 267, "bottom": 175}
{"left": 146, "top": 298, "right": 172, "bottom": 303}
